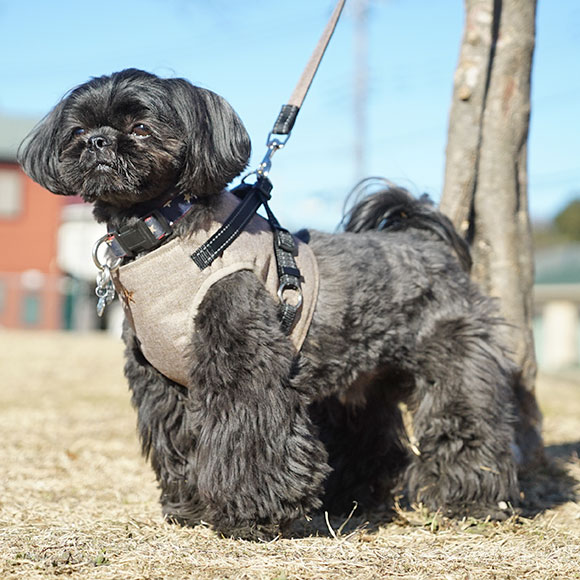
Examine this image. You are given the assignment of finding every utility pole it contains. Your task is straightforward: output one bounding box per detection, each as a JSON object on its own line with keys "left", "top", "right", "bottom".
{"left": 354, "top": 0, "right": 369, "bottom": 182}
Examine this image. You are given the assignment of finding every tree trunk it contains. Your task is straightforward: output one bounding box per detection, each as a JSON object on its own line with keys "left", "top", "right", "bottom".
{"left": 441, "top": 0, "right": 495, "bottom": 238}
{"left": 441, "top": 0, "right": 544, "bottom": 468}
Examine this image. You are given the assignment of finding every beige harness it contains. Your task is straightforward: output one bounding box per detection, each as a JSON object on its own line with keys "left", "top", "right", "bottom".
{"left": 113, "top": 191, "right": 319, "bottom": 387}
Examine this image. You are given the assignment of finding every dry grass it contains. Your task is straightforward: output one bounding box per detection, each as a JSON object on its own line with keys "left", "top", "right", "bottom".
{"left": 1, "top": 331, "right": 579, "bottom": 580}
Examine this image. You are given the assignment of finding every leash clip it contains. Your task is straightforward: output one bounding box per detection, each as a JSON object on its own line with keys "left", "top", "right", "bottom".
{"left": 256, "top": 133, "right": 291, "bottom": 177}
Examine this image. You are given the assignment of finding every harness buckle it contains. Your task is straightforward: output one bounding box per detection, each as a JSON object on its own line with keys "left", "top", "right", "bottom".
{"left": 108, "top": 212, "right": 173, "bottom": 259}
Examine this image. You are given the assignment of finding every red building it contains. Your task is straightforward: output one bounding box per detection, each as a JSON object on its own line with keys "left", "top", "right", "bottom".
{"left": 0, "top": 161, "right": 66, "bottom": 329}
{"left": 0, "top": 116, "right": 66, "bottom": 329}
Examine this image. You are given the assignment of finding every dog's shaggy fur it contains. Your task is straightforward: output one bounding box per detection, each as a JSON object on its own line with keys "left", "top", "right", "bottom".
{"left": 19, "top": 69, "right": 519, "bottom": 539}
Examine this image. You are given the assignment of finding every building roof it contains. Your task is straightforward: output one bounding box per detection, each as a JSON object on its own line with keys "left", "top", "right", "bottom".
{"left": 0, "top": 114, "right": 39, "bottom": 162}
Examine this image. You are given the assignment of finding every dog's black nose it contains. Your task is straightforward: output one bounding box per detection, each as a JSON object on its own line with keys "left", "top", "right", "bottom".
{"left": 88, "top": 135, "right": 111, "bottom": 151}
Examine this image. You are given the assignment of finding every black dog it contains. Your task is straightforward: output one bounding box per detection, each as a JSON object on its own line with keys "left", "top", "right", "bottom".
{"left": 19, "top": 69, "right": 519, "bottom": 539}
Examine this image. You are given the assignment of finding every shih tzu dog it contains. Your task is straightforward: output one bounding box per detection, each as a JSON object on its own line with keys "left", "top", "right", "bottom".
{"left": 19, "top": 69, "right": 519, "bottom": 539}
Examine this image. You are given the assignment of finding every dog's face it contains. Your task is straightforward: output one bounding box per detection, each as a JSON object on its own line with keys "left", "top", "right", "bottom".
{"left": 18, "top": 69, "right": 251, "bottom": 209}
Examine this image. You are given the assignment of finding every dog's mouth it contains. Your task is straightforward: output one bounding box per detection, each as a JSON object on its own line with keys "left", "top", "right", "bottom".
{"left": 72, "top": 157, "right": 126, "bottom": 203}
{"left": 94, "top": 161, "right": 115, "bottom": 172}
{"left": 84, "top": 159, "right": 123, "bottom": 184}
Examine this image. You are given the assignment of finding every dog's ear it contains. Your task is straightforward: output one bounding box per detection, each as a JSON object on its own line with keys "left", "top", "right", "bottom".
{"left": 166, "top": 79, "right": 252, "bottom": 195}
{"left": 17, "top": 100, "right": 74, "bottom": 196}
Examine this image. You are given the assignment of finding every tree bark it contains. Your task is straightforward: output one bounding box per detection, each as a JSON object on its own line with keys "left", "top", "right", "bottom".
{"left": 441, "top": 0, "right": 544, "bottom": 468}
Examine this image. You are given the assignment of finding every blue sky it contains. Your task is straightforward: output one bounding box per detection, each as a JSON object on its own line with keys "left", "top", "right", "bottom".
{"left": 1, "top": 0, "right": 578, "bottom": 231}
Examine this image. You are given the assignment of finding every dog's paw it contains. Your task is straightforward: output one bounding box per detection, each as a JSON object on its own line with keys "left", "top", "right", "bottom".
{"left": 213, "top": 522, "right": 284, "bottom": 542}
{"left": 436, "top": 499, "right": 517, "bottom": 522}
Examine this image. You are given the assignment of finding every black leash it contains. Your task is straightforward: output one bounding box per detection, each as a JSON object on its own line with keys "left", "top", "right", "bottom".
{"left": 190, "top": 1, "right": 345, "bottom": 334}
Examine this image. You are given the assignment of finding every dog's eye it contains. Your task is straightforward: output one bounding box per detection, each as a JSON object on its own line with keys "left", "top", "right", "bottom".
{"left": 72, "top": 127, "right": 86, "bottom": 137}
{"left": 131, "top": 124, "right": 151, "bottom": 137}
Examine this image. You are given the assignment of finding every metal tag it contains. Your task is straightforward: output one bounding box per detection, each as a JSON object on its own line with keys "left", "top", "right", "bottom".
{"left": 95, "top": 265, "right": 116, "bottom": 317}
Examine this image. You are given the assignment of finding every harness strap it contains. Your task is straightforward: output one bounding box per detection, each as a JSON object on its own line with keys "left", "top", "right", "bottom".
{"left": 190, "top": 178, "right": 272, "bottom": 270}
{"left": 190, "top": 177, "right": 303, "bottom": 334}
{"left": 261, "top": 201, "right": 303, "bottom": 335}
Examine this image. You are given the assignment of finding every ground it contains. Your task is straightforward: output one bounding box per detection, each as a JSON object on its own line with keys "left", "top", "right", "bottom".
{"left": 1, "top": 331, "right": 579, "bottom": 580}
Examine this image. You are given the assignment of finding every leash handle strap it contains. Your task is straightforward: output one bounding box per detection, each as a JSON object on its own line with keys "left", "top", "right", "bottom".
{"left": 271, "top": 0, "right": 346, "bottom": 136}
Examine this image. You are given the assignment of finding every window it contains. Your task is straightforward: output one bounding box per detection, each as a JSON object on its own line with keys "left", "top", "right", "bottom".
{"left": 20, "top": 270, "right": 45, "bottom": 326}
{"left": 21, "top": 293, "right": 41, "bottom": 325}
{"left": 0, "top": 279, "right": 5, "bottom": 315}
{"left": 0, "top": 169, "right": 23, "bottom": 217}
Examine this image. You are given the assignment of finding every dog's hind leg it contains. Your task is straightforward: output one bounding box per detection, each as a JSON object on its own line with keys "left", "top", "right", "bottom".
{"left": 188, "top": 270, "right": 330, "bottom": 539}
{"left": 310, "top": 375, "right": 409, "bottom": 516}
{"left": 403, "top": 310, "right": 519, "bottom": 519}
{"left": 123, "top": 324, "right": 204, "bottom": 525}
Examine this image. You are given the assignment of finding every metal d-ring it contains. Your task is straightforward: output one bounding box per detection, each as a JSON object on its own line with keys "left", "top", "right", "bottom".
{"left": 92, "top": 234, "right": 122, "bottom": 272}
{"left": 277, "top": 281, "right": 303, "bottom": 310}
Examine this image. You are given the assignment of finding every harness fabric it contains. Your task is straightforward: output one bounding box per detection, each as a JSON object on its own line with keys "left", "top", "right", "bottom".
{"left": 113, "top": 191, "right": 319, "bottom": 387}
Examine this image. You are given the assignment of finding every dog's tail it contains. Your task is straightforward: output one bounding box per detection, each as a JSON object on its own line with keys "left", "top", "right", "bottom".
{"left": 341, "top": 178, "right": 472, "bottom": 272}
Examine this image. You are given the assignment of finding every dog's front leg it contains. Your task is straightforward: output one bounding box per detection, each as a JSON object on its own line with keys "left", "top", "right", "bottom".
{"left": 189, "top": 271, "right": 329, "bottom": 539}
{"left": 123, "top": 324, "right": 204, "bottom": 525}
